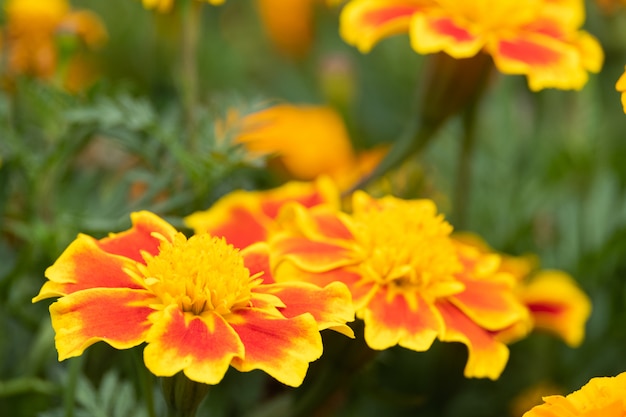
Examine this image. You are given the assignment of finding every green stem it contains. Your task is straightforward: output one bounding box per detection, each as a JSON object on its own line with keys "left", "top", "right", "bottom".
{"left": 161, "top": 372, "right": 210, "bottom": 417}
{"left": 64, "top": 356, "right": 84, "bottom": 417}
{"left": 180, "top": 0, "right": 202, "bottom": 141}
{"left": 452, "top": 101, "right": 479, "bottom": 229}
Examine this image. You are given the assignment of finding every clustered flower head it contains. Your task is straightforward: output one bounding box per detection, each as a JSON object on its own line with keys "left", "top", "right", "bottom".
{"left": 33, "top": 211, "right": 354, "bottom": 387}
{"left": 339, "top": 0, "right": 604, "bottom": 91}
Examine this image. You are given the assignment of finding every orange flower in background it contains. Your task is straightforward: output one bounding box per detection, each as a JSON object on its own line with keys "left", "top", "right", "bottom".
{"left": 522, "top": 371, "right": 626, "bottom": 417}
{"left": 268, "top": 191, "right": 529, "bottom": 379}
{"left": 230, "top": 104, "right": 388, "bottom": 190}
{"left": 340, "top": 0, "right": 604, "bottom": 91}
{"left": 139, "top": 0, "right": 224, "bottom": 13}
{"left": 255, "top": 0, "right": 316, "bottom": 59}
{"left": 33, "top": 211, "right": 354, "bottom": 387}
{"left": 616, "top": 67, "right": 626, "bottom": 113}
{"left": 185, "top": 177, "right": 341, "bottom": 249}
{"left": 453, "top": 233, "right": 591, "bottom": 347}
{"left": 1, "top": 0, "right": 107, "bottom": 91}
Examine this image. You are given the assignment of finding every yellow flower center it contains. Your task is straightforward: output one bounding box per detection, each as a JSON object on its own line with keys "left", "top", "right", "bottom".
{"left": 352, "top": 199, "right": 463, "bottom": 300}
{"left": 139, "top": 233, "right": 256, "bottom": 316}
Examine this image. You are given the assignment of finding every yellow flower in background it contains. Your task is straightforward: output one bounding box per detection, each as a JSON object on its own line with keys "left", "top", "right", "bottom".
{"left": 616, "top": 67, "right": 626, "bottom": 113}
{"left": 269, "top": 191, "right": 530, "bottom": 379}
{"left": 230, "top": 104, "right": 388, "bottom": 190}
{"left": 453, "top": 233, "right": 591, "bottom": 348}
{"left": 522, "top": 372, "right": 626, "bottom": 417}
{"left": 139, "top": 0, "right": 225, "bottom": 13}
{"left": 1, "top": 0, "right": 107, "bottom": 91}
{"left": 33, "top": 211, "right": 354, "bottom": 387}
{"left": 339, "top": 0, "right": 603, "bottom": 91}
{"left": 255, "top": 0, "right": 316, "bottom": 59}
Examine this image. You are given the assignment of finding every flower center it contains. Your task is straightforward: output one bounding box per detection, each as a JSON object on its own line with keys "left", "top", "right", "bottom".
{"left": 352, "top": 198, "right": 463, "bottom": 298}
{"left": 139, "top": 233, "right": 256, "bottom": 316}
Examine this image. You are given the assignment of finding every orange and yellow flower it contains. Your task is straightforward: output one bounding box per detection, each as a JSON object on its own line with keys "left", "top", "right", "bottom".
{"left": 522, "top": 371, "right": 626, "bottom": 417}
{"left": 453, "top": 233, "right": 591, "bottom": 347}
{"left": 268, "top": 191, "right": 529, "bottom": 379}
{"left": 225, "top": 104, "right": 388, "bottom": 190}
{"left": 185, "top": 177, "right": 341, "bottom": 249}
{"left": 339, "top": 0, "right": 604, "bottom": 91}
{"left": 616, "top": 67, "right": 626, "bottom": 113}
{"left": 1, "top": 0, "right": 107, "bottom": 91}
{"left": 33, "top": 211, "right": 354, "bottom": 387}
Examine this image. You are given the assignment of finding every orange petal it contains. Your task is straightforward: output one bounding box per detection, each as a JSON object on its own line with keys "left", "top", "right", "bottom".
{"left": 450, "top": 277, "right": 528, "bottom": 331}
{"left": 229, "top": 310, "right": 323, "bottom": 387}
{"left": 97, "top": 211, "right": 177, "bottom": 263}
{"left": 241, "top": 242, "right": 275, "bottom": 284}
{"left": 257, "top": 281, "right": 355, "bottom": 336}
{"left": 520, "top": 270, "right": 591, "bottom": 347}
{"left": 272, "top": 236, "right": 356, "bottom": 272}
{"left": 436, "top": 300, "right": 509, "bottom": 380}
{"left": 49, "top": 288, "right": 154, "bottom": 360}
{"left": 410, "top": 12, "right": 484, "bottom": 57}
{"left": 489, "top": 32, "right": 588, "bottom": 91}
{"left": 144, "top": 306, "right": 245, "bottom": 385}
{"left": 362, "top": 289, "right": 443, "bottom": 351}
{"left": 34, "top": 235, "right": 142, "bottom": 301}
{"left": 340, "top": 0, "right": 426, "bottom": 53}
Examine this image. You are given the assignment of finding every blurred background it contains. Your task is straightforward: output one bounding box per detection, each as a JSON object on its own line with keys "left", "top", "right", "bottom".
{"left": 1, "top": 0, "right": 626, "bottom": 416}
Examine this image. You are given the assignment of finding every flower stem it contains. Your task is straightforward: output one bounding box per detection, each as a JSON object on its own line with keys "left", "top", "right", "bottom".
{"left": 452, "top": 100, "right": 479, "bottom": 229}
{"left": 180, "top": 0, "right": 202, "bottom": 141}
{"left": 161, "top": 372, "right": 210, "bottom": 417}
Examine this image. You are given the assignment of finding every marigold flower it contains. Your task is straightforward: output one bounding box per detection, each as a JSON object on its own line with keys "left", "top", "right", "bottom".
{"left": 228, "top": 104, "right": 388, "bottom": 190}
{"left": 268, "top": 191, "right": 529, "bottom": 379}
{"left": 522, "top": 372, "right": 626, "bottom": 417}
{"left": 1, "top": 0, "right": 107, "bottom": 90}
{"left": 185, "top": 177, "right": 341, "bottom": 249}
{"left": 453, "top": 233, "right": 591, "bottom": 347}
{"left": 339, "top": 0, "right": 604, "bottom": 91}
{"left": 33, "top": 211, "right": 354, "bottom": 387}
{"left": 616, "top": 67, "right": 626, "bottom": 113}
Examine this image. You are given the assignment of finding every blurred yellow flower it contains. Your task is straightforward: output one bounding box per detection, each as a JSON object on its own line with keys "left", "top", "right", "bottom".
{"left": 228, "top": 104, "right": 388, "bottom": 190}
{"left": 1, "top": 0, "right": 107, "bottom": 91}
{"left": 522, "top": 372, "right": 626, "bottom": 417}
{"left": 255, "top": 0, "right": 316, "bottom": 59}
{"left": 139, "top": 0, "right": 225, "bottom": 13}
{"left": 616, "top": 67, "right": 626, "bottom": 113}
{"left": 340, "top": 0, "right": 603, "bottom": 91}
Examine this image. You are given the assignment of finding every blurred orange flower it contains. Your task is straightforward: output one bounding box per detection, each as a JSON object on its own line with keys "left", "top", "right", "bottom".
{"left": 522, "top": 372, "right": 626, "bottom": 417}
{"left": 1, "top": 0, "right": 107, "bottom": 91}
{"left": 269, "top": 191, "right": 529, "bottom": 379}
{"left": 33, "top": 211, "right": 354, "bottom": 387}
{"left": 340, "top": 0, "right": 603, "bottom": 91}
{"left": 229, "top": 104, "right": 388, "bottom": 190}
{"left": 616, "top": 67, "right": 626, "bottom": 113}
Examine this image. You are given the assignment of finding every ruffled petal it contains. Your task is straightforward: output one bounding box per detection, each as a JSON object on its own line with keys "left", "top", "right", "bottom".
{"left": 436, "top": 300, "right": 509, "bottom": 380}
{"left": 34, "top": 235, "right": 143, "bottom": 302}
{"left": 362, "top": 289, "right": 443, "bottom": 351}
{"left": 97, "top": 211, "right": 177, "bottom": 263}
{"left": 49, "top": 288, "right": 154, "bottom": 360}
{"left": 340, "top": 0, "right": 426, "bottom": 53}
{"left": 520, "top": 270, "right": 591, "bottom": 347}
{"left": 410, "top": 12, "right": 485, "bottom": 57}
{"left": 228, "top": 310, "right": 323, "bottom": 387}
{"left": 272, "top": 236, "right": 356, "bottom": 272}
{"left": 144, "top": 305, "right": 245, "bottom": 385}
{"left": 488, "top": 31, "right": 592, "bottom": 91}
{"left": 449, "top": 277, "right": 528, "bottom": 331}
{"left": 256, "top": 281, "right": 355, "bottom": 336}
{"left": 241, "top": 242, "right": 275, "bottom": 284}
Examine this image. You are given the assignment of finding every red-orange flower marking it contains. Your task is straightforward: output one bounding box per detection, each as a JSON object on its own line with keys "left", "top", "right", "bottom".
{"left": 268, "top": 191, "right": 529, "bottom": 379}
{"left": 340, "top": 0, "right": 603, "bottom": 90}
{"left": 33, "top": 211, "right": 353, "bottom": 386}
